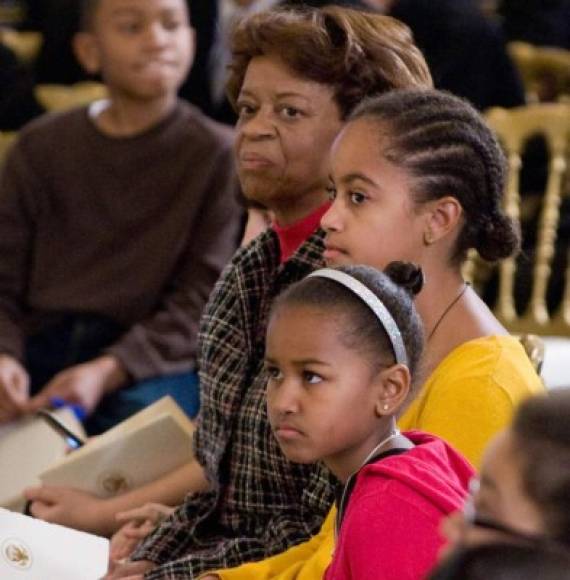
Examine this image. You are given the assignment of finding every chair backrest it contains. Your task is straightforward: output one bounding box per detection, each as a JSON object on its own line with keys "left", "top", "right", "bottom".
{"left": 0, "top": 29, "right": 42, "bottom": 64}
{"left": 508, "top": 41, "right": 570, "bottom": 103}
{"left": 517, "top": 334, "right": 545, "bottom": 375}
{"left": 0, "top": 131, "right": 17, "bottom": 170}
{"left": 472, "top": 103, "right": 570, "bottom": 336}
{"left": 35, "top": 82, "right": 108, "bottom": 112}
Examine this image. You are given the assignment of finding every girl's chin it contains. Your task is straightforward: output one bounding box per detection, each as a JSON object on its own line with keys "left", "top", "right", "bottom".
{"left": 324, "top": 253, "right": 351, "bottom": 267}
{"left": 278, "top": 448, "right": 319, "bottom": 465}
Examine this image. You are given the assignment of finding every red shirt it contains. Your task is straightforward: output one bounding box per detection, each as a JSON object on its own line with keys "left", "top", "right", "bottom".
{"left": 325, "top": 431, "right": 474, "bottom": 580}
{"left": 273, "top": 203, "right": 330, "bottom": 263}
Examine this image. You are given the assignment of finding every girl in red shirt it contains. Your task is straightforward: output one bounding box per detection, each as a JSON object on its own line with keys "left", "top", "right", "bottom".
{"left": 264, "top": 261, "right": 474, "bottom": 580}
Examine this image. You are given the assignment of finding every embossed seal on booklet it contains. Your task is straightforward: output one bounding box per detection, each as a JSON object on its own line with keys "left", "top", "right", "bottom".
{"left": 2, "top": 538, "right": 33, "bottom": 570}
{"left": 97, "top": 470, "right": 132, "bottom": 495}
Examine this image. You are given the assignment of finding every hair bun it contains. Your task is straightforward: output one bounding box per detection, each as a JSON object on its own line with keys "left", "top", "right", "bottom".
{"left": 384, "top": 261, "right": 424, "bottom": 297}
{"left": 475, "top": 213, "right": 521, "bottom": 262}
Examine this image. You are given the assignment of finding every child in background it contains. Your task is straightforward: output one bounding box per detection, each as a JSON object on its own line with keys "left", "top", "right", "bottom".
{"left": 0, "top": 0, "right": 241, "bottom": 434}
{"left": 441, "top": 388, "right": 570, "bottom": 554}
{"left": 260, "top": 262, "right": 473, "bottom": 579}
{"left": 6, "top": 0, "right": 241, "bottom": 537}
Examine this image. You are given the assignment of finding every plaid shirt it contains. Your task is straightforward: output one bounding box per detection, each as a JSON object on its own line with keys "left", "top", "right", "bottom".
{"left": 133, "top": 228, "right": 334, "bottom": 579}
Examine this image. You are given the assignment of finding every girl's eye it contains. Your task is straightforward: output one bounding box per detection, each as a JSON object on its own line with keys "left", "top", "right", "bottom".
{"left": 303, "top": 371, "right": 323, "bottom": 385}
{"left": 326, "top": 184, "right": 337, "bottom": 201}
{"left": 349, "top": 191, "right": 367, "bottom": 205}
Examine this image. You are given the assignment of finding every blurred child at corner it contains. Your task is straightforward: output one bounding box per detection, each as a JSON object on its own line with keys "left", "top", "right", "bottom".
{"left": 1, "top": 0, "right": 241, "bottom": 532}
{"left": 0, "top": 0, "right": 241, "bottom": 430}
{"left": 431, "top": 387, "right": 570, "bottom": 578}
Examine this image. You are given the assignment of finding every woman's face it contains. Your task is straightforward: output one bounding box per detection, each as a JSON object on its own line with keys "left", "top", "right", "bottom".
{"left": 442, "top": 429, "right": 545, "bottom": 554}
{"left": 321, "top": 118, "right": 429, "bottom": 270}
{"left": 235, "top": 54, "right": 343, "bottom": 225}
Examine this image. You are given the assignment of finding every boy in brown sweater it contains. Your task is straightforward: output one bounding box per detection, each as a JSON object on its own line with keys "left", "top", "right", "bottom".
{"left": 0, "top": 0, "right": 241, "bottom": 434}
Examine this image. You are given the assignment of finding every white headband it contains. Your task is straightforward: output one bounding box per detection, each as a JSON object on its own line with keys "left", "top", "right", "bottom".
{"left": 307, "top": 268, "right": 408, "bottom": 367}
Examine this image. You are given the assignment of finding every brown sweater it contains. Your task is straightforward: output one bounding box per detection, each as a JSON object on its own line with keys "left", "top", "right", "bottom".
{"left": 0, "top": 101, "right": 241, "bottom": 380}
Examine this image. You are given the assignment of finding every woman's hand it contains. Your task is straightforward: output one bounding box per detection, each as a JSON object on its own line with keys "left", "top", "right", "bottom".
{"left": 116, "top": 503, "right": 175, "bottom": 527}
{"left": 108, "top": 503, "right": 174, "bottom": 569}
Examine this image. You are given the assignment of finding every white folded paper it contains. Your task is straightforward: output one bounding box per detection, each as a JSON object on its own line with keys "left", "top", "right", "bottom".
{"left": 0, "top": 508, "right": 108, "bottom": 579}
{"left": 40, "top": 396, "right": 195, "bottom": 497}
{"left": 0, "top": 409, "right": 85, "bottom": 512}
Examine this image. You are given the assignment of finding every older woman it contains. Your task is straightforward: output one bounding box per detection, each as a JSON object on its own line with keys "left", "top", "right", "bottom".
{"left": 106, "top": 6, "right": 431, "bottom": 579}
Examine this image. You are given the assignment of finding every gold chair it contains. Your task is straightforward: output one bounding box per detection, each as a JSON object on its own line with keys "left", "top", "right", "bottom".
{"left": 508, "top": 41, "right": 570, "bottom": 103}
{"left": 0, "top": 29, "right": 42, "bottom": 64}
{"left": 35, "top": 82, "right": 108, "bottom": 112}
{"left": 0, "top": 131, "right": 17, "bottom": 169}
{"left": 478, "top": 103, "right": 570, "bottom": 337}
{"left": 518, "top": 334, "right": 545, "bottom": 374}
{"left": 0, "top": 6, "right": 26, "bottom": 27}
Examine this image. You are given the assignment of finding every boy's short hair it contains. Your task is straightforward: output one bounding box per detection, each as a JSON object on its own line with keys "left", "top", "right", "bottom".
{"left": 80, "top": 0, "right": 100, "bottom": 31}
{"left": 79, "top": 0, "right": 192, "bottom": 31}
{"left": 227, "top": 5, "right": 433, "bottom": 119}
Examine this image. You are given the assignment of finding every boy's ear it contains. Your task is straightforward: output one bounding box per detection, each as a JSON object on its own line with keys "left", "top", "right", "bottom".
{"left": 374, "top": 364, "right": 411, "bottom": 417}
{"left": 73, "top": 32, "right": 101, "bottom": 75}
{"left": 188, "top": 26, "right": 196, "bottom": 69}
{"left": 422, "top": 196, "right": 463, "bottom": 246}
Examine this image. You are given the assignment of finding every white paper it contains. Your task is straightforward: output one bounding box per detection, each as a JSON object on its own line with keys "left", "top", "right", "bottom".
{"left": 0, "top": 509, "right": 108, "bottom": 579}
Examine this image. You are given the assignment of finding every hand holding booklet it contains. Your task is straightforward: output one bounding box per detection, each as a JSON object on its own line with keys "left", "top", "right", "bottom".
{"left": 39, "top": 396, "right": 195, "bottom": 497}
{"left": 0, "top": 396, "right": 195, "bottom": 511}
{"left": 0, "top": 508, "right": 108, "bottom": 579}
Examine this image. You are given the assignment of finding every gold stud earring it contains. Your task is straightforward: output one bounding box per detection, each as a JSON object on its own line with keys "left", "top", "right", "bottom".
{"left": 423, "top": 231, "right": 433, "bottom": 246}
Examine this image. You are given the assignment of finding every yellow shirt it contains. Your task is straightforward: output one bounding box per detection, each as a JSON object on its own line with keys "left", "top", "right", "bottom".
{"left": 399, "top": 335, "right": 544, "bottom": 467}
{"left": 212, "top": 508, "right": 336, "bottom": 580}
{"left": 209, "top": 335, "right": 544, "bottom": 580}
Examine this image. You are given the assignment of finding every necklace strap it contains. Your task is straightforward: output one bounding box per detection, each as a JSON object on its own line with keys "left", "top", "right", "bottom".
{"left": 307, "top": 269, "right": 408, "bottom": 367}
{"left": 334, "top": 430, "right": 414, "bottom": 539}
{"left": 428, "top": 282, "right": 469, "bottom": 342}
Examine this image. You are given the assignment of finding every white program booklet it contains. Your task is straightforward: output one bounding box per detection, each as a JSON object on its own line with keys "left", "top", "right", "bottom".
{"left": 0, "top": 509, "right": 108, "bottom": 579}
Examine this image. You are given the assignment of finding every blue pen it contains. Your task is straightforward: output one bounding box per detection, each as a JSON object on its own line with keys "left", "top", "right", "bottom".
{"left": 49, "top": 396, "right": 87, "bottom": 422}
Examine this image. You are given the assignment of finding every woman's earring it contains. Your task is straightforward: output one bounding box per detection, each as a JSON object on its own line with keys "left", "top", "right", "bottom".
{"left": 423, "top": 230, "right": 433, "bottom": 246}
{"left": 383, "top": 404, "right": 389, "bottom": 411}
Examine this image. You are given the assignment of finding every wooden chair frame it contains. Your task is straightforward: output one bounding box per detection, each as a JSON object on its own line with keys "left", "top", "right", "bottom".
{"left": 479, "top": 103, "right": 570, "bottom": 336}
